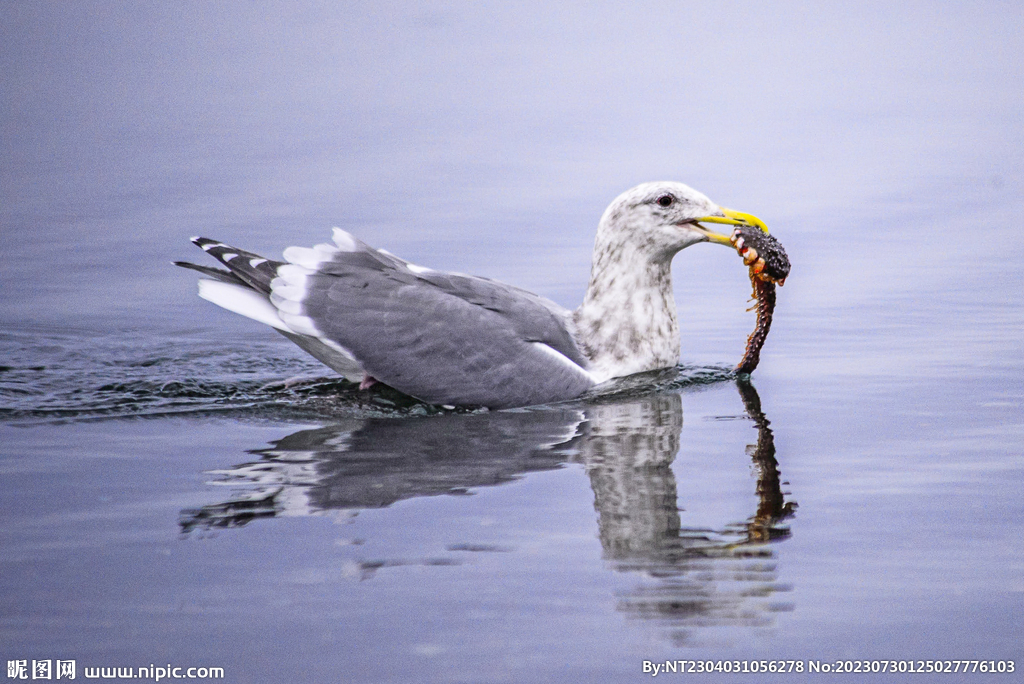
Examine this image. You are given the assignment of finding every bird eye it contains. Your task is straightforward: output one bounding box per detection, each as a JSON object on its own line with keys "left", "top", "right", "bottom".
{"left": 657, "top": 195, "right": 674, "bottom": 207}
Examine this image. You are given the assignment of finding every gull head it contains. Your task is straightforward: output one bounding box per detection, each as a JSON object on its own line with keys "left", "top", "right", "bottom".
{"left": 598, "top": 181, "right": 768, "bottom": 262}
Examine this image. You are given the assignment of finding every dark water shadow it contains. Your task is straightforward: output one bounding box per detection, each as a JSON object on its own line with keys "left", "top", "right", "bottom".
{"left": 180, "top": 379, "right": 796, "bottom": 644}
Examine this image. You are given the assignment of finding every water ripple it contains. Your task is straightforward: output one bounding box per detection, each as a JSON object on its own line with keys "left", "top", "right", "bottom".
{"left": 0, "top": 329, "right": 735, "bottom": 424}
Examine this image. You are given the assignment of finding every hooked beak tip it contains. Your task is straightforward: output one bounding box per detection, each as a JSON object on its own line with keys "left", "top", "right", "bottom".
{"left": 692, "top": 207, "right": 769, "bottom": 246}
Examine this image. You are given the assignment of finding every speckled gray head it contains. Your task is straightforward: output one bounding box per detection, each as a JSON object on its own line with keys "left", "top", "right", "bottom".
{"left": 575, "top": 181, "right": 767, "bottom": 382}
{"left": 595, "top": 181, "right": 736, "bottom": 261}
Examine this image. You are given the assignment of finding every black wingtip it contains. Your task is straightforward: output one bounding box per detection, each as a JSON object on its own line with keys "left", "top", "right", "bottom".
{"left": 173, "top": 260, "right": 242, "bottom": 284}
{"left": 191, "top": 237, "right": 221, "bottom": 250}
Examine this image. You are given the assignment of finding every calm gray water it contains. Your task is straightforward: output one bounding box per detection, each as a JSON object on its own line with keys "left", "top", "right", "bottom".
{"left": 2, "top": 2, "right": 1022, "bottom": 682}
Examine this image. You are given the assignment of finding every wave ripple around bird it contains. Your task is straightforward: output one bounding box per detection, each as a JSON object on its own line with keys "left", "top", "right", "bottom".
{"left": 0, "top": 329, "right": 735, "bottom": 424}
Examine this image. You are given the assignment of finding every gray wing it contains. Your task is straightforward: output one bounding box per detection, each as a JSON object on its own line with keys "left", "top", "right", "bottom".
{"left": 271, "top": 229, "right": 595, "bottom": 408}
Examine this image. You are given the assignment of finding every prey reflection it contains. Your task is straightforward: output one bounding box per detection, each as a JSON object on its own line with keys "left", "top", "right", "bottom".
{"left": 180, "top": 380, "right": 796, "bottom": 642}
{"left": 574, "top": 381, "right": 797, "bottom": 644}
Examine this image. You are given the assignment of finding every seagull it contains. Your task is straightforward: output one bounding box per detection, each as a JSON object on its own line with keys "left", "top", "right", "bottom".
{"left": 175, "top": 181, "right": 767, "bottom": 409}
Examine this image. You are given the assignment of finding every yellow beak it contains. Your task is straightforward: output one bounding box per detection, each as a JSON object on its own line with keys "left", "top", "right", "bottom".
{"left": 695, "top": 207, "right": 769, "bottom": 245}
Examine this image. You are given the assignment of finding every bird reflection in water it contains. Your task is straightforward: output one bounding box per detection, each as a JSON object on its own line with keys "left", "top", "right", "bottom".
{"left": 576, "top": 381, "right": 797, "bottom": 644}
{"left": 181, "top": 379, "right": 796, "bottom": 643}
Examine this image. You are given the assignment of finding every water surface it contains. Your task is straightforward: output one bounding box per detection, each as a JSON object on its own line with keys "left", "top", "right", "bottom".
{"left": 2, "top": 2, "right": 1022, "bottom": 682}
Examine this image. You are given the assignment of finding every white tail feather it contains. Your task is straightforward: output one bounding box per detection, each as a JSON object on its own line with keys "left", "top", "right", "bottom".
{"left": 197, "top": 280, "right": 289, "bottom": 331}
